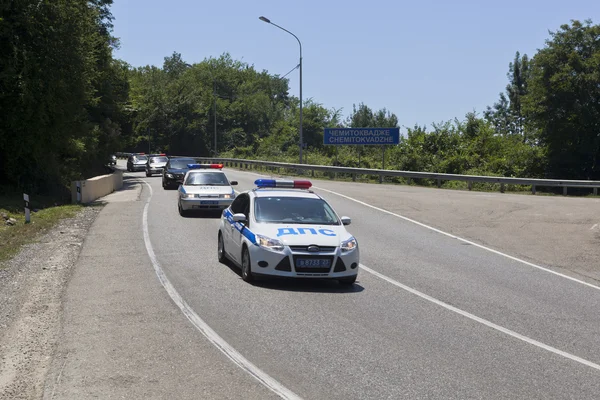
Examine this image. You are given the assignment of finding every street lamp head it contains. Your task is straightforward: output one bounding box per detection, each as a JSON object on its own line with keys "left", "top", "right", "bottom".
{"left": 259, "top": 16, "right": 271, "bottom": 23}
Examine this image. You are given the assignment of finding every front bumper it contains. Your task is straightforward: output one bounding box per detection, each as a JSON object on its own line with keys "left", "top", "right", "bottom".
{"left": 147, "top": 167, "right": 164, "bottom": 174}
{"left": 180, "top": 197, "right": 234, "bottom": 210}
{"left": 131, "top": 164, "right": 146, "bottom": 171}
{"left": 164, "top": 173, "right": 186, "bottom": 185}
{"left": 248, "top": 244, "right": 359, "bottom": 279}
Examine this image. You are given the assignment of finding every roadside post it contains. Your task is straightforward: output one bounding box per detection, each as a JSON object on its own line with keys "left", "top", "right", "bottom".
{"left": 76, "top": 182, "right": 81, "bottom": 203}
{"left": 24, "top": 193, "right": 30, "bottom": 224}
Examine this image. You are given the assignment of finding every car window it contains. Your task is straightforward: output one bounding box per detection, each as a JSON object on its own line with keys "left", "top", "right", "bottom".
{"left": 230, "top": 194, "right": 249, "bottom": 215}
{"left": 169, "top": 159, "right": 196, "bottom": 169}
{"left": 254, "top": 197, "right": 340, "bottom": 225}
{"left": 184, "top": 172, "right": 229, "bottom": 186}
{"left": 134, "top": 155, "right": 148, "bottom": 161}
{"left": 149, "top": 156, "right": 168, "bottom": 163}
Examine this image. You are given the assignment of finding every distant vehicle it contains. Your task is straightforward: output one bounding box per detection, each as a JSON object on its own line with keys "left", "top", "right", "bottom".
{"left": 126, "top": 153, "right": 148, "bottom": 172}
{"left": 177, "top": 164, "right": 238, "bottom": 216}
{"left": 162, "top": 157, "right": 197, "bottom": 189}
{"left": 145, "top": 154, "right": 168, "bottom": 177}
{"left": 218, "top": 179, "right": 359, "bottom": 285}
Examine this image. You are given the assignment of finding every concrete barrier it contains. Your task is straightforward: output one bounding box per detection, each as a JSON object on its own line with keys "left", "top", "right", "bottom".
{"left": 71, "top": 170, "right": 124, "bottom": 204}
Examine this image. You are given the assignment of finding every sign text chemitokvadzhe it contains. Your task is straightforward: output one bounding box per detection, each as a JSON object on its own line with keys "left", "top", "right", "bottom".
{"left": 323, "top": 128, "right": 400, "bottom": 145}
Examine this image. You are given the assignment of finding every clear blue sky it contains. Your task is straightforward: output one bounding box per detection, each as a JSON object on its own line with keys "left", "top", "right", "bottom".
{"left": 110, "top": 0, "right": 598, "bottom": 130}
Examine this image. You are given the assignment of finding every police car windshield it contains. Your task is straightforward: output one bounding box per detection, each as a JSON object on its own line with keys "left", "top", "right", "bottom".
{"left": 169, "top": 159, "right": 195, "bottom": 169}
{"left": 149, "top": 156, "right": 167, "bottom": 163}
{"left": 184, "top": 172, "right": 229, "bottom": 186}
{"left": 134, "top": 155, "right": 147, "bottom": 161}
{"left": 254, "top": 197, "right": 340, "bottom": 225}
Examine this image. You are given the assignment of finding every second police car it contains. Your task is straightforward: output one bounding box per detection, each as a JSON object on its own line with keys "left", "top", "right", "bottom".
{"left": 217, "top": 179, "right": 359, "bottom": 285}
{"left": 178, "top": 163, "right": 238, "bottom": 216}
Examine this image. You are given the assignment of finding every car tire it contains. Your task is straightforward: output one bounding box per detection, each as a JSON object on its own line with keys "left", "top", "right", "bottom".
{"left": 178, "top": 201, "right": 187, "bottom": 217}
{"left": 338, "top": 275, "right": 357, "bottom": 285}
{"left": 146, "top": 171, "right": 151, "bottom": 177}
{"left": 241, "top": 246, "right": 254, "bottom": 283}
{"left": 217, "top": 232, "right": 227, "bottom": 264}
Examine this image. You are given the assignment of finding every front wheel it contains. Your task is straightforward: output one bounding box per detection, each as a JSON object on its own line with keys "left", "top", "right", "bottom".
{"left": 217, "top": 232, "right": 227, "bottom": 264}
{"left": 241, "top": 247, "right": 254, "bottom": 282}
{"left": 178, "top": 201, "right": 187, "bottom": 217}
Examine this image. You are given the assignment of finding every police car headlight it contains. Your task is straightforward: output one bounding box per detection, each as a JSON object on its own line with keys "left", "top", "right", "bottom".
{"left": 341, "top": 237, "right": 357, "bottom": 252}
{"left": 221, "top": 194, "right": 232, "bottom": 199}
{"left": 166, "top": 173, "right": 174, "bottom": 178}
{"left": 256, "top": 234, "right": 284, "bottom": 252}
{"left": 181, "top": 194, "right": 193, "bottom": 198}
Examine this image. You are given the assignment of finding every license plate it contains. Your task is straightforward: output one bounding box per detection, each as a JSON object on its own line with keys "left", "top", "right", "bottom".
{"left": 295, "top": 258, "right": 330, "bottom": 268}
{"left": 200, "top": 200, "right": 217, "bottom": 205}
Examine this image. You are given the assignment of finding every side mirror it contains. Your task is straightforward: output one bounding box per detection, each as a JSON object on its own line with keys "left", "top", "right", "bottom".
{"left": 232, "top": 213, "right": 247, "bottom": 222}
{"left": 341, "top": 216, "right": 351, "bottom": 226}
{"left": 230, "top": 181, "right": 238, "bottom": 186}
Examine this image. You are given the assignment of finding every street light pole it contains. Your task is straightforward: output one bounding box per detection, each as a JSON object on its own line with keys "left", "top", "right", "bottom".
{"left": 259, "top": 16, "right": 303, "bottom": 164}
{"left": 213, "top": 78, "right": 217, "bottom": 156}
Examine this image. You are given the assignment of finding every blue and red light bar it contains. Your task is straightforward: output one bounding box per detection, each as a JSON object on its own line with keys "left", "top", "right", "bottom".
{"left": 187, "top": 163, "right": 224, "bottom": 170}
{"left": 254, "top": 179, "right": 312, "bottom": 189}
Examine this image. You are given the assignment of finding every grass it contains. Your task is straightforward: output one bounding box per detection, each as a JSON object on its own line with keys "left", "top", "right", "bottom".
{"left": 0, "top": 192, "right": 83, "bottom": 266}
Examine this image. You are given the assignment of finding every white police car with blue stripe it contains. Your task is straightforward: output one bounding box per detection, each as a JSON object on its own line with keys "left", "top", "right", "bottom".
{"left": 178, "top": 164, "right": 237, "bottom": 216}
{"left": 217, "top": 179, "right": 359, "bottom": 285}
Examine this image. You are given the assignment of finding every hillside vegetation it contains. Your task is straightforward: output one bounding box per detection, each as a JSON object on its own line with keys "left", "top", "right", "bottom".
{"left": 2, "top": 2, "right": 599, "bottom": 199}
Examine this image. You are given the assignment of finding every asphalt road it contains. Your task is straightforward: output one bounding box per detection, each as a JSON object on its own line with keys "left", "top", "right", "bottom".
{"left": 46, "top": 162, "right": 600, "bottom": 399}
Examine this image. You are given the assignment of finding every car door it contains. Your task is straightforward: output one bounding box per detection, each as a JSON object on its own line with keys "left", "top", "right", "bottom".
{"left": 227, "top": 194, "right": 249, "bottom": 264}
{"left": 224, "top": 194, "right": 243, "bottom": 258}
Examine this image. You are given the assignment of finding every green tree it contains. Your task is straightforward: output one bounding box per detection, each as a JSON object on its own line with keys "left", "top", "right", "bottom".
{"left": 522, "top": 19, "right": 600, "bottom": 180}
{"left": 0, "top": 0, "right": 125, "bottom": 197}
{"left": 485, "top": 51, "right": 530, "bottom": 138}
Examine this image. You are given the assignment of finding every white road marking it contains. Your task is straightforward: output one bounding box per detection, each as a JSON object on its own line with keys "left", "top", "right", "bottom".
{"left": 313, "top": 186, "right": 600, "bottom": 291}
{"left": 591, "top": 224, "right": 598, "bottom": 231}
{"left": 227, "top": 171, "right": 600, "bottom": 370}
{"left": 359, "top": 263, "right": 600, "bottom": 372}
{"left": 227, "top": 168, "right": 599, "bottom": 291}
{"left": 138, "top": 180, "right": 303, "bottom": 400}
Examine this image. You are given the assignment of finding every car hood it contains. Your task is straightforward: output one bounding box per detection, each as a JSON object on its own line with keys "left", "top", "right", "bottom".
{"left": 253, "top": 222, "right": 351, "bottom": 247}
{"left": 181, "top": 185, "right": 234, "bottom": 195}
{"left": 149, "top": 162, "right": 167, "bottom": 168}
{"left": 134, "top": 160, "right": 147, "bottom": 165}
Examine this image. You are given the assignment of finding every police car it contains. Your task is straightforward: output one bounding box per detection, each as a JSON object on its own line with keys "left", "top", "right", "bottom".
{"left": 217, "top": 179, "right": 359, "bottom": 285}
{"left": 178, "top": 164, "right": 238, "bottom": 216}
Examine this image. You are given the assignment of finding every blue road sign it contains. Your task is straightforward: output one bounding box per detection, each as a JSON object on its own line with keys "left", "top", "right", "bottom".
{"left": 323, "top": 127, "right": 400, "bottom": 145}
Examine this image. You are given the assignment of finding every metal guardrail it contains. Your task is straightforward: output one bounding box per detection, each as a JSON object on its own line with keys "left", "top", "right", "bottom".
{"left": 115, "top": 152, "right": 600, "bottom": 196}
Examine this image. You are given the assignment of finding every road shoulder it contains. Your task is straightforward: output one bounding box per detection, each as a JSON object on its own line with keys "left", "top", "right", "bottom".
{"left": 42, "top": 178, "right": 275, "bottom": 399}
{"left": 0, "top": 205, "right": 101, "bottom": 399}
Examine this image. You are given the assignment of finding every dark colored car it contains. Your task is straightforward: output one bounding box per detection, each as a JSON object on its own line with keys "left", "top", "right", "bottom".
{"left": 162, "top": 157, "right": 197, "bottom": 189}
